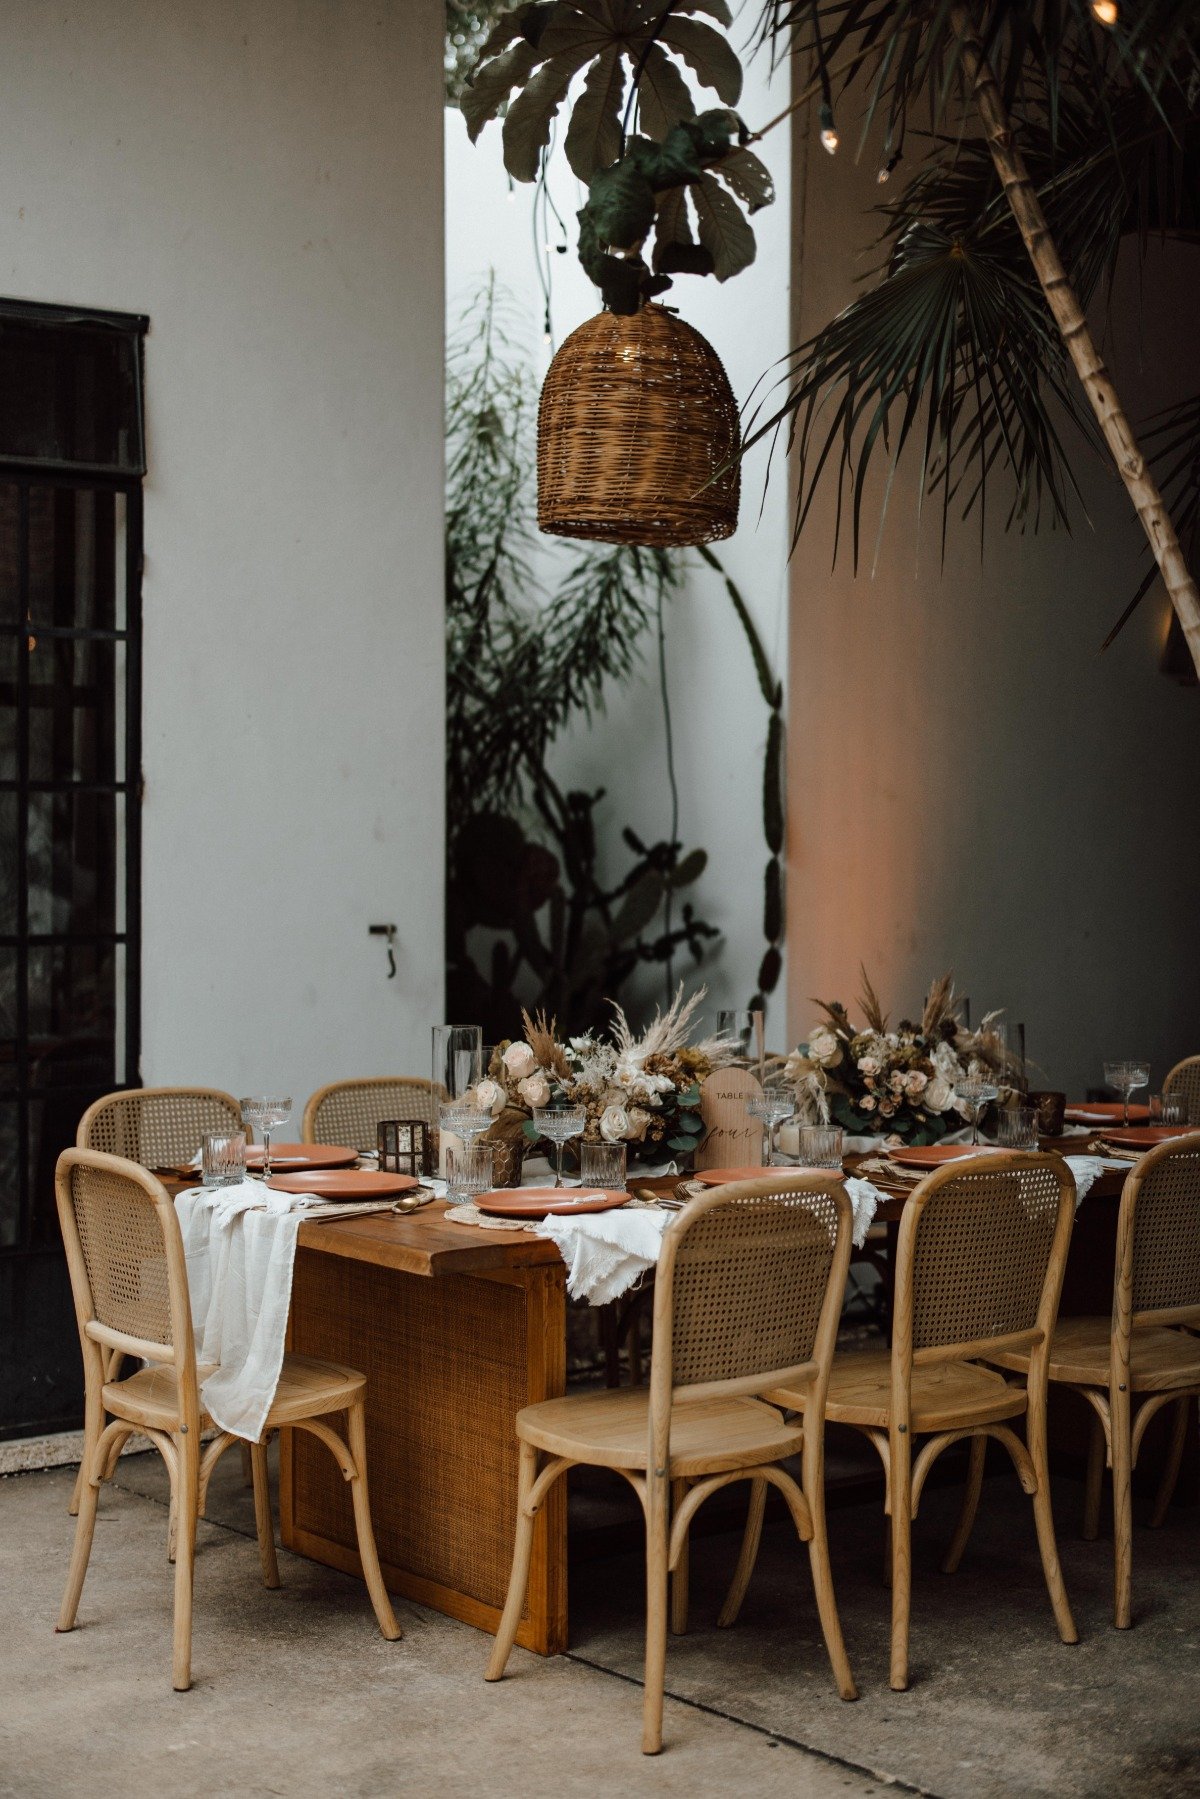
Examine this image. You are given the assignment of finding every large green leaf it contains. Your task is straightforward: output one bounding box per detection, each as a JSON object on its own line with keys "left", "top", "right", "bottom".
{"left": 635, "top": 43, "right": 697, "bottom": 139}
{"left": 564, "top": 47, "right": 627, "bottom": 178}
{"left": 658, "top": 16, "right": 743, "bottom": 103}
{"left": 502, "top": 42, "right": 596, "bottom": 179}
{"left": 692, "top": 171, "right": 756, "bottom": 279}
{"left": 713, "top": 146, "right": 775, "bottom": 213}
{"left": 461, "top": 39, "right": 539, "bottom": 140}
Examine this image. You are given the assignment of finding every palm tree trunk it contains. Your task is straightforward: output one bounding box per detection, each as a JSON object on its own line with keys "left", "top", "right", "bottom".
{"left": 951, "top": 2, "right": 1200, "bottom": 679}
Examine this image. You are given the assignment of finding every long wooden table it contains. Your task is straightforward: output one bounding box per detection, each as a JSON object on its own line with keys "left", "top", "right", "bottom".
{"left": 279, "top": 1149, "right": 1192, "bottom": 1658}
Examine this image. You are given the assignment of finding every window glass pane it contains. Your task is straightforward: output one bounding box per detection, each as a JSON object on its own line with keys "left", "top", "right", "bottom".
{"left": 0, "top": 1101, "right": 18, "bottom": 1248}
{"left": 27, "top": 943, "right": 118, "bottom": 1087}
{"left": 27, "top": 485, "right": 120, "bottom": 630}
{"left": 0, "top": 317, "right": 144, "bottom": 474}
{"left": 0, "top": 948, "right": 14, "bottom": 1094}
{"left": 0, "top": 626, "right": 16, "bottom": 780}
{"left": 0, "top": 480, "right": 17, "bottom": 622}
{"left": 27, "top": 635, "right": 121, "bottom": 784}
{"left": 0, "top": 793, "right": 15, "bottom": 932}
{"left": 28, "top": 790, "right": 121, "bottom": 935}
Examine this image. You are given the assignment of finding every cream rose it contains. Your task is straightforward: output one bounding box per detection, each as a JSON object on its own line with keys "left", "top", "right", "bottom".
{"left": 808, "top": 1025, "right": 843, "bottom": 1068}
{"left": 857, "top": 1054, "right": 880, "bottom": 1077}
{"left": 923, "top": 1076, "right": 953, "bottom": 1113}
{"left": 517, "top": 1072, "right": 550, "bottom": 1109}
{"left": 473, "top": 1077, "right": 506, "bottom": 1117}
{"left": 625, "top": 1106, "right": 652, "bottom": 1142}
{"left": 904, "top": 1069, "right": 928, "bottom": 1098}
{"left": 503, "top": 1041, "right": 537, "bottom": 1080}
{"left": 600, "top": 1104, "right": 629, "bottom": 1143}
{"left": 860, "top": 1093, "right": 877, "bottom": 1112}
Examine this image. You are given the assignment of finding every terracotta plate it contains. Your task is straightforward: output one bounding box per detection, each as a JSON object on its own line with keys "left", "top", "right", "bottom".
{"left": 267, "top": 1169, "right": 417, "bottom": 1200}
{"left": 1099, "top": 1126, "right": 1193, "bottom": 1148}
{"left": 890, "top": 1144, "right": 981, "bottom": 1170}
{"left": 694, "top": 1166, "right": 770, "bottom": 1185}
{"left": 476, "top": 1187, "right": 626, "bottom": 1218}
{"left": 245, "top": 1142, "right": 357, "bottom": 1170}
{"left": 1064, "top": 1104, "right": 1150, "bottom": 1126}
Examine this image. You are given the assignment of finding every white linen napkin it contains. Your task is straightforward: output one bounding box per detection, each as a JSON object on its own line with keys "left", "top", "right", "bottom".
{"left": 1064, "top": 1154, "right": 1128, "bottom": 1205}
{"left": 538, "top": 1207, "right": 672, "bottom": 1306}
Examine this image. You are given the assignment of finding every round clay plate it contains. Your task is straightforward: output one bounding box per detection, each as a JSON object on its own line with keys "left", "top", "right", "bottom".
{"left": 1064, "top": 1104, "right": 1150, "bottom": 1126}
{"left": 246, "top": 1142, "right": 358, "bottom": 1170}
{"left": 694, "top": 1166, "right": 771, "bottom": 1185}
{"left": 1100, "top": 1126, "right": 1193, "bottom": 1148}
{"left": 890, "top": 1144, "right": 981, "bottom": 1170}
{"left": 267, "top": 1169, "right": 418, "bottom": 1200}
{"left": 476, "top": 1187, "right": 626, "bottom": 1218}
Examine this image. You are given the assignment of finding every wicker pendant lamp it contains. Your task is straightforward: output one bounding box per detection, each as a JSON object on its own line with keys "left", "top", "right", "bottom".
{"left": 537, "top": 304, "right": 740, "bottom": 546}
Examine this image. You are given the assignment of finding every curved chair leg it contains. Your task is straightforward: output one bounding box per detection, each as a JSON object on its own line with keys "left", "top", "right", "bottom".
{"left": 239, "top": 1440, "right": 254, "bottom": 1487}
{"left": 345, "top": 1401, "right": 401, "bottom": 1641}
{"left": 68, "top": 1460, "right": 85, "bottom": 1518}
{"left": 487, "top": 1440, "right": 542, "bottom": 1680}
{"left": 1027, "top": 1385, "right": 1078, "bottom": 1644}
{"left": 172, "top": 1431, "right": 200, "bottom": 1691}
{"left": 1111, "top": 1381, "right": 1134, "bottom": 1629}
{"left": 888, "top": 1430, "right": 913, "bottom": 1692}
{"left": 642, "top": 1469, "right": 670, "bottom": 1755}
{"left": 669, "top": 1478, "right": 689, "bottom": 1636}
{"left": 804, "top": 1433, "right": 857, "bottom": 1702}
{"left": 57, "top": 1417, "right": 103, "bottom": 1633}
{"left": 1148, "top": 1396, "right": 1190, "bottom": 1530}
{"left": 250, "top": 1439, "right": 281, "bottom": 1589}
{"left": 717, "top": 1476, "right": 766, "bottom": 1629}
{"left": 1082, "top": 1409, "right": 1105, "bottom": 1541}
{"left": 942, "top": 1433, "right": 986, "bottom": 1574}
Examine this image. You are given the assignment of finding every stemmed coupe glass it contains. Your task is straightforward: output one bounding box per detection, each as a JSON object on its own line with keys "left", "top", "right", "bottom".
{"left": 747, "top": 1086, "right": 795, "bottom": 1166}
{"left": 1103, "top": 1060, "right": 1151, "bottom": 1127}
{"left": 533, "top": 1105, "right": 586, "bottom": 1189}
{"left": 439, "top": 1099, "right": 492, "bottom": 1154}
{"left": 240, "top": 1096, "right": 292, "bottom": 1180}
{"left": 956, "top": 1076, "right": 998, "bottom": 1147}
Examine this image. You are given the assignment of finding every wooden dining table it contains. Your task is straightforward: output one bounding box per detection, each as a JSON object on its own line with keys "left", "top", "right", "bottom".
{"left": 276, "top": 1144, "right": 1190, "bottom": 1659}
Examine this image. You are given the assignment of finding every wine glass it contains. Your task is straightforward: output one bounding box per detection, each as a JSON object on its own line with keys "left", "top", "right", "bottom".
{"left": 439, "top": 1099, "right": 492, "bottom": 1151}
{"left": 240, "top": 1096, "right": 291, "bottom": 1180}
{"left": 533, "top": 1105, "right": 586, "bottom": 1189}
{"left": 1104, "top": 1060, "right": 1150, "bottom": 1127}
{"left": 747, "top": 1086, "right": 795, "bottom": 1166}
{"left": 956, "top": 1076, "right": 998, "bottom": 1147}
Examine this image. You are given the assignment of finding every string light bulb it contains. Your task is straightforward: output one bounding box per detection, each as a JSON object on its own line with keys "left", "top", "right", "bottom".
{"left": 818, "top": 101, "right": 839, "bottom": 155}
{"left": 1091, "top": 0, "right": 1118, "bottom": 22}
{"left": 877, "top": 151, "right": 901, "bottom": 184}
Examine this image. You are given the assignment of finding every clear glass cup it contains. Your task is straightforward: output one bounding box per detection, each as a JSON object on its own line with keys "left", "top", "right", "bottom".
{"left": 1103, "top": 1059, "right": 1151, "bottom": 1127}
{"left": 580, "top": 1142, "right": 627, "bottom": 1189}
{"left": 202, "top": 1130, "right": 246, "bottom": 1188}
{"left": 1150, "top": 1093, "right": 1186, "bottom": 1130}
{"left": 432, "top": 1024, "right": 483, "bottom": 1101}
{"left": 995, "top": 1107, "right": 1039, "bottom": 1150}
{"left": 747, "top": 1086, "right": 796, "bottom": 1166}
{"left": 794, "top": 1124, "right": 844, "bottom": 1169}
{"left": 446, "top": 1141, "right": 496, "bottom": 1203}
{"left": 718, "top": 1009, "right": 756, "bottom": 1062}
{"left": 956, "top": 1076, "right": 999, "bottom": 1146}
{"left": 240, "top": 1096, "right": 291, "bottom": 1179}
{"left": 533, "top": 1104, "right": 587, "bottom": 1188}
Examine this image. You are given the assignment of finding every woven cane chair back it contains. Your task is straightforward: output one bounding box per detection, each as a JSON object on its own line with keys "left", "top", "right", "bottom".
{"left": 655, "top": 1176, "right": 851, "bottom": 1399}
{"left": 1122, "top": 1135, "right": 1200, "bottom": 1322}
{"left": 901, "top": 1152, "right": 1074, "bottom": 1359}
{"left": 1163, "top": 1056, "right": 1200, "bottom": 1126}
{"left": 303, "top": 1077, "right": 443, "bottom": 1151}
{"left": 55, "top": 1148, "right": 194, "bottom": 1368}
{"left": 77, "top": 1087, "right": 243, "bottom": 1170}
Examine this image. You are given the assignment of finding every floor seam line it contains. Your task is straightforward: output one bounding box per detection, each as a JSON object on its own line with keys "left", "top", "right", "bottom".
{"left": 562, "top": 1650, "right": 937, "bottom": 1795}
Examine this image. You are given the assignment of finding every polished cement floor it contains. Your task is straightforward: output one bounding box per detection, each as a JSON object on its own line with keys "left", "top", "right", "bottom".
{"left": 1, "top": 1440, "right": 1196, "bottom": 1798}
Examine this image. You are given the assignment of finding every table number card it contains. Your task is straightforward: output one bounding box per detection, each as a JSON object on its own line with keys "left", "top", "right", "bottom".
{"left": 695, "top": 1067, "right": 765, "bottom": 1171}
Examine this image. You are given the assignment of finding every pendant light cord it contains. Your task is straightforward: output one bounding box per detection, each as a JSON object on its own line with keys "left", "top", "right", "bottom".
{"left": 656, "top": 582, "right": 680, "bottom": 1002}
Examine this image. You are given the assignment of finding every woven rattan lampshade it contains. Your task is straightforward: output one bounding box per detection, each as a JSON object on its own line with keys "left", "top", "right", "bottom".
{"left": 537, "top": 304, "right": 740, "bottom": 546}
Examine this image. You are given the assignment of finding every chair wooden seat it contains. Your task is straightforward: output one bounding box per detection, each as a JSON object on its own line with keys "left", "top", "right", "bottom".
{"left": 517, "top": 1388, "right": 804, "bottom": 1477}
{"left": 991, "top": 1315, "right": 1200, "bottom": 1392}
{"left": 106, "top": 1353, "right": 366, "bottom": 1434}
{"left": 775, "top": 1348, "right": 1025, "bottom": 1431}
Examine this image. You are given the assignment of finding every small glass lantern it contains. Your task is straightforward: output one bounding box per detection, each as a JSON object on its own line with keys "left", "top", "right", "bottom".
{"left": 378, "top": 1118, "right": 431, "bottom": 1178}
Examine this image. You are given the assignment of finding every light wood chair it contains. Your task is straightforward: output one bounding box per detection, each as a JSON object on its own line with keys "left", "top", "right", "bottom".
{"left": 71, "top": 1086, "right": 252, "bottom": 1511}
{"left": 54, "top": 1147, "right": 400, "bottom": 1689}
{"left": 987, "top": 1133, "right": 1200, "bottom": 1628}
{"left": 726, "top": 1150, "right": 1079, "bottom": 1691}
{"left": 1163, "top": 1056, "right": 1200, "bottom": 1125}
{"left": 302, "top": 1076, "right": 442, "bottom": 1152}
{"left": 485, "top": 1173, "right": 857, "bottom": 1754}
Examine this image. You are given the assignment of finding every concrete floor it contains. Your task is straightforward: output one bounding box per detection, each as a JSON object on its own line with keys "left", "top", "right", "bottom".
{"left": 1, "top": 1444, "right": 1196, "bottom": 1798}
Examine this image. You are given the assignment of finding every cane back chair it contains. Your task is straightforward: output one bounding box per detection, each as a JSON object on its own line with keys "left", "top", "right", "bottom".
{"left": 989, "top": 1133, "right": 1200, "bottom": 1627}
{"left": 727, "top": 1150, "right": 1079, "bottom": 1691}
{"left": 485, "top": 1174, "right": 857, "bottom": 1754}
{"left": 1163, "top": 1057, "right": 1200, "bottom": 1126}
{"left": 302, "top": 1076, "right": 442, "bottom": 1153}
{"left": 54, "top": 1148, "right": 400, "bottom": 1689}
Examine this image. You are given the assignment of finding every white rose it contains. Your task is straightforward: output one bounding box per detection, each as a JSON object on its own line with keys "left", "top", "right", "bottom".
{"left": 600, "top": 1104, "right": 629, "bottom": 1143}
{"left": 860, "top": 1094, "right": 877, "bottom": 1112}
{"left": 808, "top": 1026, "right": 843, "bottom": 1068}
{"left": 473, "top": 1078, "right": 506, "bottom": 1117}
{"left": 889, "top": 1071, "right": 905, "bottom": 1094}
{"left": 924, "top": 1076, "right": 953, "bottom": 1112}
{"left": 626, "top": 1106, "right": 652, "bottom": 1142}
{"left": 904, "top": 1070, "right": 928, "bottom": 1097}
{"left": 518, "top": 1073, "right": 550, "bottom": 1108}
{"left": 503, "top": 1041, "right": 537, "bottom": 1080}
{"left": 858, "top": 1055, "right": 880, "bottom": 1077}
{"left": 932, "top": 1040, "right": 960, "bottom": 1081}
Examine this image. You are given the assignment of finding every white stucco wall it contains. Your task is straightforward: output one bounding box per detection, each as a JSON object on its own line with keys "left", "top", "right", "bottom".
{"left": 445, "top": 40, "right": 791, "bottom": 1034}
{"left": 1, "top": 1, "right": 446, "bottom": 1103}
{"left": 786, "top": 104, "right": 1200, "bottom": 1096}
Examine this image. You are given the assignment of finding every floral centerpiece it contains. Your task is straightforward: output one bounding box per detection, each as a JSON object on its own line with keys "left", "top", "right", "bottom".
{"left": 470, "top": 986, "right": 736, "bottom": 1169}
{"left": 786, "top": 971, "right": 1013, "bottom": 1147}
